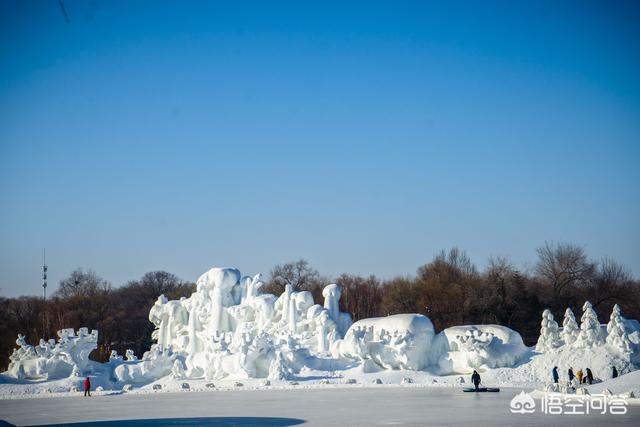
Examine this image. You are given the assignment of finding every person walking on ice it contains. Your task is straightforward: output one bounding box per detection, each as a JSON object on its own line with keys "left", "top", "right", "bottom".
{"left": 552, "top": 366, "right": 559, "bottom": 384}
{"left": 83, "top": 377, "right": 91, "bottom": 397}
{"left": 471, "top": 370, "right": 481, "bottom": 391}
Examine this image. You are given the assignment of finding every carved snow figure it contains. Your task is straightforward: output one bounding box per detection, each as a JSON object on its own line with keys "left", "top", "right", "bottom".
{"left": 323, "top": 284, "right": 352, "bottom": 337}
{"left": 332, "top": 314, "right": 435, "bottom": 370}
{"left": 288, "top": 293, "right": 298, "bottom": 334}
{"left": 535, "top": 309, "right": 561, "bottom": 352}
{"left": 268, "top": 350, "right": 291, "bottom": 380}
{"left": 430, "top": 325, "right": 528, "bottom": 374}
{"left": 575, "top": 301, "right": 604, "bottom": 348}
{"left": 562, "top": 308, "right": 580, "bottom": 346}
{"left": 6, "top": 328, "right": 98, "bottom": 380}
{"left": 171, "top": 359, "right": 186, "bottom": 379}
{"left": 114, "top": 345, "right": 178, "bottom": 384}
{"left": 607, "top": 304, "right": 632, "bottom": 354}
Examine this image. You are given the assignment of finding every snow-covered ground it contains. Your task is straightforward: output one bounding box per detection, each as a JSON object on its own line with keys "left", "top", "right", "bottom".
{"left": 1, "top": 385, "right": 639, "bottom": 426}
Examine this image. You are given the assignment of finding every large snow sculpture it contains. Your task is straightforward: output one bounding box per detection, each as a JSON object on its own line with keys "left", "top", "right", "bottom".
{"left": 429, "top": 325, "right": 528, "bottom": 374}
{"left": 12, "top": 268, "right": 639, "bottom": 388}
{"left": 6, "top": 328, "right": 98, "bottom": 380}
{"left": 575, "top": 301, "right": 604, "bottom": 348}
{"left": 535, "top": 309, "right": 561, "bottom": 352}
{"left": 561, "top": 308, "right": 580, "bottom": 346}
{"left": 139, "top": 267, "right": 353, "bottom": 381}
{"left": 331, "top": 314, "right": 435, "bottom": 370}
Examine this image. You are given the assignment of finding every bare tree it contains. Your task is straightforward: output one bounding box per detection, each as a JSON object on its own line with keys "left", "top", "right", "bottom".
{"left": 128, "top": 271, "right": 187, "bottom": 296}
{"left": 335, "top": 274, "right": 383, "bottom": 321}
{"left": 266, "top": 259, "right": 321, "bottom": 293}
{"left": 55, "top": 268, "right": 111, "bottom": 299}
{"left": 535, "top": 242, "right": 595, "bottom": 306}
{"left": 588, "top": 258, "right": 634, "bottom": 311}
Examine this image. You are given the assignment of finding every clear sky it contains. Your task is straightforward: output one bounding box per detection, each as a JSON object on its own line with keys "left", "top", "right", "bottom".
{"left": 1, "top": 1, "right": 639, "bottom": 297}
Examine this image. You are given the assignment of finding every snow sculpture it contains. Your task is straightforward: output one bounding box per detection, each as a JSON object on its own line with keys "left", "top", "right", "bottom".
{"left": 607, "top": 304, "right": 632, "bottom": 354}
{"left": 137, "top": 267, "right": 353, "bottom": 381}
{"left": 15, "top": 265, "right": 634, "bottom": 387}
{"left": 535, "top": 309, "right": 561, "bottom": 352}
{"left": 575, "top": 301, "right": 604, "bottom": 348}
{"left": 6, "top": 328, "right": 98, "bottom": 380}
{"left": 331, "top": 314, "right": 435, "bottom": 370}
{"left": 323, "top": 284, "right": 352, "bottom": 336}
{"left": 114, "top": 345, "right": 178, "bottom": 384}
{"left": 430, "top": 325, "right": 528, "bottom": 374}
{"left": 561, "top": 308, "right": 580, "bottom": 346}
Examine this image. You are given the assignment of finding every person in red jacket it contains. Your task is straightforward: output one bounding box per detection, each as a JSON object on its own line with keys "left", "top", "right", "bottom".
{"left": 83, "top": 377, "right": 91, "bottom": 397}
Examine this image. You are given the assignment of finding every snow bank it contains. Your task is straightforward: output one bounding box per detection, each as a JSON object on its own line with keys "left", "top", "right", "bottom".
{"left": 584, "top": 369, "right": 640, "bottom": 397}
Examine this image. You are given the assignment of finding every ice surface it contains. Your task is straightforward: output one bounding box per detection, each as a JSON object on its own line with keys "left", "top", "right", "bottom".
{"left": 1, "top": 386, "right": 638, "bottom": 426}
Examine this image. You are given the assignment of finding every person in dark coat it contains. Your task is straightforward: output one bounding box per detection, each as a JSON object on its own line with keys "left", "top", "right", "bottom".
{"left": 586, "top": 368, "right": 593, "bottom": 385}
{"left": 612, "top": 366, "right": 618, "bottom": 379}
{"left": 83, "top": 377, "right": 91, "bottom": 397}
{"left": 552, "top": 366, "right": 559, "bottom": 384}
{"left": 568, "top": 367, "right": 574, "bottom": 384}
{"left": 471, "top": 370, "right": 481, "bottom": 391}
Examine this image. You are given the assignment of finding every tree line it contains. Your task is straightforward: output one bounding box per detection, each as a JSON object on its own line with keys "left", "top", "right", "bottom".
{"left": 1, "top": 242, "right": 639, "bottom": 371}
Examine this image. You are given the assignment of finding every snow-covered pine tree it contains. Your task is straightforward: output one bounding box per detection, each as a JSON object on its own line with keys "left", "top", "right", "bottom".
{"left": 606, "top": 304, "right": 632, "bottom": 354}
{"left": 575, "top": 301, "right": 604, "bottom": 348}
{"left": 535, "top": 309, "right": 561, "bottom": 352}
{"left": 561, "top": 308, "right": 580, "bottom": 346}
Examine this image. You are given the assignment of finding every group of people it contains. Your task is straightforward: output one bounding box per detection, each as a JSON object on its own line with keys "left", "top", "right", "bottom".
{"left": 552, "top": 366, "right": 619, "bottom": 388}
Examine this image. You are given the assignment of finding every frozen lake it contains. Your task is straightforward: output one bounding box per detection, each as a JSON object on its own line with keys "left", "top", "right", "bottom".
{"left": 1, "top": 387, "right": 638, "bottom": 426}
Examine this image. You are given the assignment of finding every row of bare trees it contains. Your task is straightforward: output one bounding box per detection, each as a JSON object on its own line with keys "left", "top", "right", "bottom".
{"left": 1, "top": 243, "right": 638, "bottom": 371}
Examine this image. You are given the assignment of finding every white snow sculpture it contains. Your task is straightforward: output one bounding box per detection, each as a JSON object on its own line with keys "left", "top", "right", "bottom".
{"left": 331, "top": 314, "right": 434, "bottom": 370}
{"left": 429, "top": 325, "right": 528, "bottom": 374}
{"left": 323, "top": 284, "right": 352, "bottom": 336}
{"left": 137, "top": 267, "right": 354, "bottom": 381}
{"left": 17, "top": 265, "right": 637, "bottom": 387}
{"left": 575, "top": 301, "right": 604, "bottom": 348}
{"left": 607, "top": 304, "right": 632, "bottom": 354}
{"left": 114, "top": 345, "right": 178, "bottom": 384}
{"left": 561, "top": 308, "right": 580, "bottom": 346}
{"left": 535, "top": 309, "right": 561, "bottom": 352}
{"left": 6, "top": 328, "right": 98, "bottom": 380}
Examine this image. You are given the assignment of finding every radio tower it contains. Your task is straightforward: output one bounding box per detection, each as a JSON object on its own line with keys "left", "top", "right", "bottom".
{"left": 42, "top": 249, "right": 48, "bottom": 300}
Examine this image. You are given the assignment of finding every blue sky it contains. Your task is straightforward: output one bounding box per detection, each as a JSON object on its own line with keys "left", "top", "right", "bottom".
{"left": 1, "top": 1, "right": 639, "bottom": 297}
